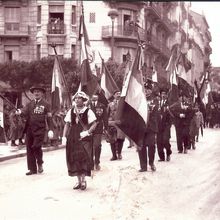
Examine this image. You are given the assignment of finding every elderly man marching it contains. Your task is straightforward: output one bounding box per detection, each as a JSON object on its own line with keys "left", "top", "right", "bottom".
{"left": 16, "top": 85, "right": 54, "bottom": 175}
{"left": 62, "top": 91, "right": 97, "bottom": 190}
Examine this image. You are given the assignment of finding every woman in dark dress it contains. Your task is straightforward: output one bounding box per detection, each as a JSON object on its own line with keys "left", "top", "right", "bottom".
{"left": 62, "top": 91, "right": 97, "bottom": 190}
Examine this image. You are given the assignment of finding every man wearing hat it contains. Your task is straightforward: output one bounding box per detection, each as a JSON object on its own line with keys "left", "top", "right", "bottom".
{"left": 16, "top": 85, "right": 54, "bottom": 175}
{"left": 157, "top": 89, "right": 172, "bottom": 162}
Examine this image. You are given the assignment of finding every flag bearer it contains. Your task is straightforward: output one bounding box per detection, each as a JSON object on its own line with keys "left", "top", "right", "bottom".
{"left": 138, "top": 80, "right": 158, "bottom": 172}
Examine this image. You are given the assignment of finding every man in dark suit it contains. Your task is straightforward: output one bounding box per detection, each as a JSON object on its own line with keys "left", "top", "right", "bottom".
{"left": 138, "top": 81, "right": 158, "bottom": 172}
{"left": 16, "top": 85, "right": 54, "bottom": 175}
{"left": 157, "top": 90, "right": 172, "bottom": 162}
{"left": 171, "top": 95, "right": 194, "bottom": 154}
{"left": 90, "top": 94, "right": 108, "bottom": 170}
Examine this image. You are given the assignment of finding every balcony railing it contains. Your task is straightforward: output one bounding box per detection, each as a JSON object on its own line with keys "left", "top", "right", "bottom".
{"left": 47, "top": 21, "right": 65, "bottom": 34}
{"left": 102, "top": 25, "right": 145, "bottom": 41}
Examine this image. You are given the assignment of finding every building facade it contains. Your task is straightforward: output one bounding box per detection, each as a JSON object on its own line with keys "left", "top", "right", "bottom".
{"left": 0, "top": 0, "right": 212, "bottom": 89}
{"left": 0, "top": 0, "right": 36, "bottom": 62}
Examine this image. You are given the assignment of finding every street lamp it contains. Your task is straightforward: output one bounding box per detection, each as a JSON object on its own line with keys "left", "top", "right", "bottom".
{"left": 108, "top": 9, "right": 118, "bottom": 60}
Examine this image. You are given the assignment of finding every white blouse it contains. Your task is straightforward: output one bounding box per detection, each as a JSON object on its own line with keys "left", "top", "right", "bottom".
{"left": 64, "top": 106, "right": 96, "bottom": 124}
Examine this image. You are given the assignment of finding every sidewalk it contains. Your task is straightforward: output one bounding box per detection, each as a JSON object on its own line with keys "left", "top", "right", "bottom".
{"left": 0, "top": 142, "right": 65, "bottom": 162}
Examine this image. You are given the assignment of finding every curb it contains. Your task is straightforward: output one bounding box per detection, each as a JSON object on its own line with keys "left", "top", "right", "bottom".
{"left": 0, "top": 145, "right": 65, "bottom": 162}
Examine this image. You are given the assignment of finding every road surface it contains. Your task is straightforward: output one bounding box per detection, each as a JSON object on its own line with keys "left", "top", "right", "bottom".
{"left": 0, "top": 127, "right": 220, "bottom": 220}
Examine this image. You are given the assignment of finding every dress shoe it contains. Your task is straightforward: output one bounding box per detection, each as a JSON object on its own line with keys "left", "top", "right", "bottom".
{"left": 178, "top": 151, "right": 183, "bottom": 153}
{"left": 150, "top": 164, "right": 156, "bottom": 172}
{"left": 80, "top": 181, "right": 87, "bottom": 190}
{"left": 158, "top": 159, "right": 165, "bottom": 162}
{"left": 110, "top": 157, "right": 117, "bottom": 161}
{"left": 166, "top": 155, "right": 171, "bottom": 161}
{"left": 95, "top": 164, "right": 101, "bottom": 171}
{"left": 184, "top": 149, "right": 188, "bottom": 154}
{"left": 26, "top": 171, "right": 37, "bottom": 176}
{"left": 73, "top": 183, "right": 81, "bottom": 190}
{"left": 139, "top": 168, "right": 147, "bottom": 172}
{"left": 38, "top": 164, "right": 44, "bottom": 173}
{"left": 117, "top": 154, "right": 122, "bottom": 160}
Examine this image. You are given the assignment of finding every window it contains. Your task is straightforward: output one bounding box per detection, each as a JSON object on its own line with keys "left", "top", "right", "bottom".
{"left": 89, "top": 13, "right": 96, "bottom": 23}
{"left": 72, "top": 5, "right": 76, "bottom": 25}
{"left": 4, "top": 46, "right": 19, "bottom": 62}
{"left": 5, "top": 7, "right": 20, "bottom": 32}
{"left": 37, "top": 44, "right": 41, "bottom": 60}
{"left": 48, "top": 6, "right": 64, "bottom": 34}
{"left": 5, "top": 51, "right": 12, "bottom": 62}
{"left": 37, "top": 5, "right": 41, "bottom": 24}
{"left": 71, "top": 45, "right": 76, "bottom": 59}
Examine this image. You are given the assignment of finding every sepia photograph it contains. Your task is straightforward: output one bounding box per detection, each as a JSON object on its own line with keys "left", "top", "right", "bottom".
{"left": 0, "top": 1, "right": 219, "bottom": 219}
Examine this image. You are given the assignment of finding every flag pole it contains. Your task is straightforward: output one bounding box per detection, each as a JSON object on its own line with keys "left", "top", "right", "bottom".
{"left": 0, "top": 93, "right": 17, "bottom": 110}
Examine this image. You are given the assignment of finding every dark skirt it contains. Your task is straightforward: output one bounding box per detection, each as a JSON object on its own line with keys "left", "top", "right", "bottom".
{"left": 66, "top": 126, "right": 93, "bottom": 177}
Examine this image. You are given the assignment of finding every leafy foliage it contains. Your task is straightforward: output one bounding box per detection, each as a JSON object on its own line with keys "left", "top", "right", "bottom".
{"left": 105, "top": 59, "right": 127, "bottom": 90}
{"left": 0, "top": 57, "right": 80, "bottom": 94}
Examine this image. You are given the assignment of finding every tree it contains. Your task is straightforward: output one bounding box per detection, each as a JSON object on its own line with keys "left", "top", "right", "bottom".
{"left": 0, "top": 57, "right": 80, "bottom": 95}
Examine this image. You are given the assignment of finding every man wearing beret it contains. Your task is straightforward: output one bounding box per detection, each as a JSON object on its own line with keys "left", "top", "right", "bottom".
{"left": 16, "top": 85, "right": 54, "bottom": 175}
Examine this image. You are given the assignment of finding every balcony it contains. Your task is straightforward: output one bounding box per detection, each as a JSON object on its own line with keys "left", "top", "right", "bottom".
{"left": 102, "top": 25, "right": 145, "bottom": 42}
{"left": 0, "top": 23, "right": 30, "bottom": 38}
{"left": 47, "top": 21, "right": 66, "bottom": 45}
{"left": 47, "top": 21, "right": 65, "bottom": 34}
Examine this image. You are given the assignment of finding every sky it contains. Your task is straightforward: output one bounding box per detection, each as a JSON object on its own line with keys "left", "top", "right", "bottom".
{"left": 191, "top": 1, "right": 220, "bottom": 67}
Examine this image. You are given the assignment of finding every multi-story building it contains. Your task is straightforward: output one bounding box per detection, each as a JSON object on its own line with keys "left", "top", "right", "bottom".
{"left": 0, "top": 0, "right": 36, "bottom": 62}
{"left": 210, "top": 67, "right": 220, "bottom": 92}
{"left": 36, "top": 0, "right": 81, "bottom": 59}
{"left": 186, "top": 10, "right": 212, "bottom": 86}
{"left": 0, "top": 0, "right": 212, "bottom": 89}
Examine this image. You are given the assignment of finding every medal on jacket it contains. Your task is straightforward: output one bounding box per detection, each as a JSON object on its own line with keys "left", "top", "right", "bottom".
{"left": 34, "top": 105, "right": 45, "bottom": 114}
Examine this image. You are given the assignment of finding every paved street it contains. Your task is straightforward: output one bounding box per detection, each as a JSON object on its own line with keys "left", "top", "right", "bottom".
{"left": 0, "top": 127, "right": 220, "bottom": 220}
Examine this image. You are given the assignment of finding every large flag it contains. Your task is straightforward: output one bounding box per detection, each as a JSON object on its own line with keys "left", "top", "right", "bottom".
{"left": 100, "top": 57, "right": 119, "bottom": 100}
{"left": 166, "top": 44, "right": 179, "bottom": 106}
{"left": 176, "top": 50, "right": 193, "bottom": 97}
{"left": 115, "top": 45, "right": 148, "bottom": 146}
{"left": 78, "top": 15, "right": 108, "bottom": 106}
{"left": 152, "top": 61, "right": 158, "bottom": 83}
{"left": 202, "top": 81, "right": 211, "bottom": 105}
{"left": 51, "top": 55, "right": 71, "bottom": 113}
{"left": 176, "top": 51, "right": 192, "bottom": 80}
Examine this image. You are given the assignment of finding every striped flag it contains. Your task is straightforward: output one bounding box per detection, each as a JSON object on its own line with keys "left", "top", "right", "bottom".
{"left": 100, "top": 57, "right": 119, "bottom": 100}
{"left": 115, "top": 45, "right": 148, "bottom": 147}
{"left": 51, "top": 55, "right": 71, "bottom": 113}
{"left": 152, "top": 60, "right": 158, "bottom": 83}
{"left": 166, "top": 44, "right": 179, "bottom": 105}
{"left": 78, "top": 15, "right": 108, "bottom": 105}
